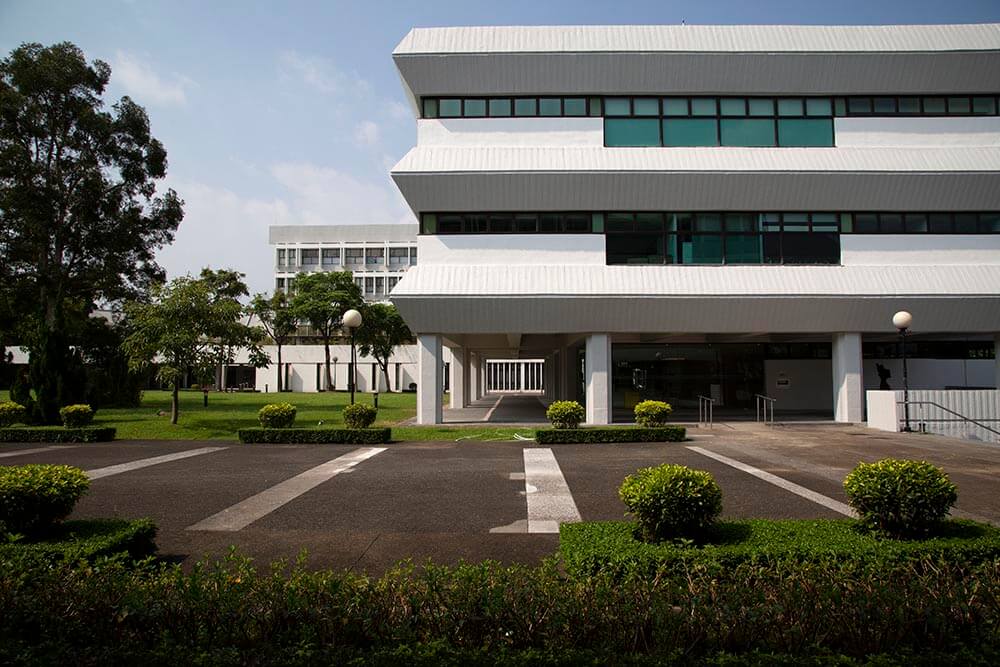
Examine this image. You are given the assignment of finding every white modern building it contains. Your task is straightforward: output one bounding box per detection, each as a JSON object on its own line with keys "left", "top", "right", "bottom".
{"left": 388, "top": 24, "right": 1000, "bottom": 425}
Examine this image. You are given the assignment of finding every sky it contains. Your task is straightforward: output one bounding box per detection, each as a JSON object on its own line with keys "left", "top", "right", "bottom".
{"left": 2, "top": 0, "right": 1000, "bottom": 295}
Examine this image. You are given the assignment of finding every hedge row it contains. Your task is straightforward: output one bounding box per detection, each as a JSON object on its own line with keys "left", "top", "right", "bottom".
{"left": 560, "top": 519, "right": 1000, "bottom": 577}
{"left": 0, "top": 518, "right": 157, "bottom": 565}
{"left": 3, "top": 552, "right": 1000, "bottom": 664}
{"left": 0, "top": 427, "right": 116, "bottom": 443}
{"left": 535, "top": 426, "right": 686, "bottom": 444}
{"left": 238, "top": 427, "right": 392, "bottom": 444}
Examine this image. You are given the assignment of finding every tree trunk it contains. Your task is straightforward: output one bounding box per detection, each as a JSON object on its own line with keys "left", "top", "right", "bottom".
{"left": 276, "top": 344, "right": 283, "bottom": 393}
{"left": 171, "top": 383, "right": 179, "bottom": 425}
{"left": 323, "top": 339, "right": 332, "bottom": 391}
{"left": 381, "top": 361, "right": 391, "bottom": 394}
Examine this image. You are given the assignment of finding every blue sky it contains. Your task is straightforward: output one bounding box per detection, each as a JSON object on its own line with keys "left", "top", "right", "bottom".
{"left": 2, "top": 0, "right": 999, "bottom": 295}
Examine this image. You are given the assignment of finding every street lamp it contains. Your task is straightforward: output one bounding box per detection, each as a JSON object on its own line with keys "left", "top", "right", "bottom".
{"left": 892, "top": 310, "right": 913, "bottom": 432}
{"left": 343, "top": 308, "right": 363, "bottom": 405}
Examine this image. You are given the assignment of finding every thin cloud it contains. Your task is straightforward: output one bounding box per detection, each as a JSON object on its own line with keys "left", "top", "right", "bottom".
{"left": 112, "top": 51, "right": 192, "bottom": 106}
{"left": 354, "top": 120, "right": 380, "bottom": 147}
{"left": 278, "top": 50, "right": 369, "bottom": 96}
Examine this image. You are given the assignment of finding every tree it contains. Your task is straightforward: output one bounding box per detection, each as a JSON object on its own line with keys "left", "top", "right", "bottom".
{"left": 356, "top": 303, "right": 413, "bottom": 392}
{"left": 290, "top": 272, "right": 362, "bottom": 391}
{"left": 122, "top": 270, "right": 268, "bottom": 425}
{"left": 0, "top": 42, "right": 183, "bottom": 423}
{"left": 250, "top": 291, "right": 297, "bottom": 392}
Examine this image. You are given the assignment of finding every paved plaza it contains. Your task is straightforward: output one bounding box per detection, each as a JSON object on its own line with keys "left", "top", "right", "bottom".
{"left": 2, "top": 423, "right": 998, "bottom": 573}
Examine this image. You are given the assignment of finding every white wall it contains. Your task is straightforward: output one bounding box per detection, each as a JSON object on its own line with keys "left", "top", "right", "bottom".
{"left": 835, "top": 117, "right": 1000, "bottom": 147}
{"left": 841, "top": 235, "right": 1000, "bottom": 266}
{"left": 863, "top": 358, "right": 995, "bottom": 391}
{"left": 418, "top": 234, "right": 606, "bottom": 265}
{"left": 764, "top": 359, "right": 833, "bottom": 411}
{"left": 867, "top": 389, "right": 1000, "bottom": 443}
{"left": 418, "top": 118, "right": 604, "bottom": 147}
{"left": 240, "top": 344, "right": 420, "bottom": 394}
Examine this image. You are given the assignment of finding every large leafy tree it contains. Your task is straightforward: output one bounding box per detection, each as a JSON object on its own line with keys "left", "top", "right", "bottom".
{"left": 122, "top": 270, "right": 268, "bottom": 425}
{"left": 0, "top": 42, "right": 183, "bottom": 422}
{"left": 356, "top": 302, "right": 413, "bottom": 392}
{"left": 250, "top": 291, "right": 297, "bottom": 392}
{"left": 290, "top": 272, "right": 362, "bottom": 391}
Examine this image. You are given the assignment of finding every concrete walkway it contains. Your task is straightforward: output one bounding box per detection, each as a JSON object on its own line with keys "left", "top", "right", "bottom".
{"left": 443, "top": 394, "right": 549, "bottom": 425}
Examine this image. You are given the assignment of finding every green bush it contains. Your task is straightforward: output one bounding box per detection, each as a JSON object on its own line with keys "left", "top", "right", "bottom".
{"left": 619, "top": 464, "right": 722, "bottom": 541}
{"left": 0, "top": 427, "right": 116, "bottom": 443}
{"left": 0, "top": 518, "right": 157, "bottom": 565}
{"left": 239, "top": 427, "right": 391, "bottom": 444}
{"left": 59, "top": 404, "right": 94, "bottom": 428}
{"left": 545, "top": 400, "right": 585, "bottom": 429}
{"left": 536, "top": 426, "right": 686, "bottom": 444}
{"left": 343, "top": 403, "right": 377, "bottom": 429}
{"left": 633, "top": 400, "right": 672, "bottom": 427}
{"left": 190, "top": 383, "right": 200, "bottom": 390}
{"left": 844, "top": 458, "right": 958, "bottom": 538}
{"left": 257, "top": 403, "right": 297, "bottom": 428}
{"left": 0, "top": 465, "right": 90, "bottom": 536}
{"left": 0, "top": 401, "right": 27, "bottom": 427}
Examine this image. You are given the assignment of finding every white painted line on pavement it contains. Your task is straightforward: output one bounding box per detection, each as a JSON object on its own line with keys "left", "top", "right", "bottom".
{"left": 687, "top": 446, "right": 856, "bottom": 518}
{"left": 187, "top": 446, "right": 386, "bottom": 532}
{"left": 523, "top": 447, "right": 581, "bottom": 533}
{"left": 87, "top": 447, "right": 228, "bottom": 480}
{"left": 0, "top": 445, "right": 74, "bottom": 459}
{"left": 484, "top": 395, "right": 504, "bottom": 422}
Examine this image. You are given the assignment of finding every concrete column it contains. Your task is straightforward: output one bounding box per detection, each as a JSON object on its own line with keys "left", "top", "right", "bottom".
{"left": 450, "top": 347, "right": 467, "bottom": 409}
{"left": 561, "top": 346, "right": 577, "bottom": 402}
{"left": 543, "top": 354, "right": 556, "bottom": 400}
{"left": 417, "top": 334, "right": 443, "bottom": 424}
{"left": 585, "top": 334, "right": 612, "bottom": 425}
{"left": 469, "top": 353, "right": 481, "bottom": 401}
{"left": 995, "top": 335, "right": 1000, "bottom": 390}
{"left": 832, "top": 332, "right": 864, "bottom": 423}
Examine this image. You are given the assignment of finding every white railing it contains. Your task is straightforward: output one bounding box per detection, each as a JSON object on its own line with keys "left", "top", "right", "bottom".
{"left": 698, "top": 395, "right": 715, "bottom": 429}
{"left": 755, "top": 394, "right": 776, "bottom": 425}
{"left": 485, "top": 359, "right": 545, "bottom": 394}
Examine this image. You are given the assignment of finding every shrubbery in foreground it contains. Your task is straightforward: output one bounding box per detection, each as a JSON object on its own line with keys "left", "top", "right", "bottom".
{"left": 845, "top": 458, "right": 958, "bottom": 538}
{"left": 0, "top": 464, "right": 90, "bottom": 536}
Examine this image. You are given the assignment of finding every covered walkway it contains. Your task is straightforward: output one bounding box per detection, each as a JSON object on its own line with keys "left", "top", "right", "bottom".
{"left": 442, "top": 394, "right": 549, "bottom": 425}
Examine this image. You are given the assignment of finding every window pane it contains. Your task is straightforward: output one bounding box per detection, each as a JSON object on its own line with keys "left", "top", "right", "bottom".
{"left": 606, "top": 234, "right": 663, "bottom": 264}
{"left": 514, "top": 98, "right": 537, "bottom": 116}
{"left": 464, "top": 214, "right": 487, "bottom": 233}
{"left": 980, "top": 213, "right": 1000, "bottom": 233}
{"left": 928, "top": 214, "right": 952, "bottom": 233}
{"left": 515, "top": 214, "right": 537, "bottom": 232}
{"left": 873, "top": 97, "right": 896, "bottom": 113}
{"left": 590, "top": 213, "right": 604, "bottom": 233}
{"left": 720, "top": 98, "right": 746, "bottom": 116}
{"left": 725, "top": 235, "right": 762, "bottom": 263}
{"left": 538, "top": 214, "right": 561, "bottom": 233}
{"left": 423, "top": 99, "right": 438, "bottom": 118}
{"left": 664, "top": 234, "right": 678, "bottom": 263}
{"left": 636, "top": 213, "right": 663, "bottom": 231}
{"left": 539, "top": 98, "right": 561, "bottom": 116}
{"left": 440, "top": 98, "right": 461, "bottom": 117}
{"left": 898, "top": 97, "right": 920, "bottom": 114}
{"left": 564, "top": 98, "right": 586, "bottom": 116}
{"left": 681, "top": 234, "right": 723, "bottom": 264}
{"left": 763, "top": 232, "right": 782, "bottom": 264}
{"left": 783, "top": 233, "right": 839, "bottom": 264}
{"left": 783, "top": 213, "right": 809, "bottom": 232}
{"left": 662, "top": 118, "right": 717, "bottom": 146}
{"left": 923, "top": 97, "right": 946, "bottom": 114}
{"left": 605, "top": 119, "right": 660, "bottom": 147}
{"left": 948, "top": 97, "right": 971, "bottom": 114}
{"left": 695, "top": 213, "right": 722, "bottom": 232}
{"left": 725, "top": 213, "right": 757, "bottom": 232}
{"left": 604, "top": 98, "right": 630, "bottom": 115}
{"left": 606, "top": 213, "right": 633, "bottom": 232}
{"left": 834, "top": 98, "right": 847, "bottom": 116}
{"left": 879, "top": 214, "right": 903, "bottom": 233}
{"left": 777, "top": 98, "right": 803, "bottom": 116}
{"left": 464, "top": 99, "right": 486, "bottom": 117}
{"left": 748, "top": 98, "right": 774, "bottom": 116}
{"left": 439, "top": 215, "right": 463, "bottom": 233}
{"left": 904, "top": 214, "right": 928, "bottom": 233}
{"left": 855, "top": 214, "right": 878, "bottom": 233}
{"left": 489, "top": 215, "right": 513, "bottom": 232}
{"left": 633, "top": 98, "right": 659, "bottom": 116}
{"left": 972, "top": 97, "right": 997, "bottom": 115}
{"left": 812, "top": 213, "right": 838, "bottom": 232}
{"left": 663, "top": 98, "right": 688, "bottom": 116}
{"left": 777, "top": 119, "right": 834, "bottom": 147}
{"left": 954, "top": 214, "right": 977, "bottom": 233}
{"left": 720, "top": 118, "right": 775, "bottom": 146}
{"left": 691, "top": 98, "right": 716, "bottom": 116}
{"left": 840, "top": 213, "right": 853, "bottom": 233}
{"left": 848, "top": 97, "right": 872, "bottom": 114}
{"left": 588, "top": 98, "right": 602, "bottom": 116}
{"left": 564, "top": 214, "right": 590, "bottom": 232}
{"left": 806, "top": 98, "right": 832, "bottom": 116}
{"left": 422, "top": 213, "right": 437, "bottom": 234}
{"left": 489, "top": 98, "right": 512, "bottom": 117}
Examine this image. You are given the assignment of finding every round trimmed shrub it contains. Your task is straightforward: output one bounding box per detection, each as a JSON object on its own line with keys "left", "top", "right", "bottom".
{"left": 0, "top": 464, "right": 90, "bottom": 536}
{"left": 59, "top": 404, "right": 94, "bottom": 428}
{"left": 844, "top": 458, "right": 958, "bottom": 538}
{"left": 0, "top": 401, "right": 27, "bottom": 427}
{"left": 343, "top": 403, "right": 377, "bottom": 429}
{"left": 258, "top": 403, "right": 297, "bottom": 428}
{"left": 546, "top": 400, "right": 585, "bottom": 429}
{"left": 619, "top": 464, "right": 723, "bottom": 542}
{"left": 634, "top": 400, "right": 673, "bottom": 427}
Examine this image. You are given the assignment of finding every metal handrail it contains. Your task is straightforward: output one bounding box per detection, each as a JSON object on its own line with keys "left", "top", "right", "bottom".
{"left": 698, "top": 395, "right": 715, "bottom": 429}
{"left": 755, "top": 394, "right": 776, "bottom": 425}
{"left": 898, "top": 400, "right": 1000, "bottom": 438}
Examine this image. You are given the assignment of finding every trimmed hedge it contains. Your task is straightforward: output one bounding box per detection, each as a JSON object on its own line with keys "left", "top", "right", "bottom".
{"left": 0, "top": 518, "right": 157, "bottom": 565}
{"left": 238, "top": 427, "right": 391, "bottom": 444}
{"left": 0, "top": 464, "right": 90, "bottom": 536}
{"left": 633, "top": 400, "right": 672, "bottom": 427}
{"left": 619, "top": 465, "right": 722, "bottom": 541}
{"left": 545, "top": 400, "right": 585, "bottom": 429}
{"left": 0, "top": 427, "right": 116, "bottom": 443}
{"left": 343, "top": 403, "right": 377, "bottom": 429}
{"left": 258, "top": 403, "right": 297, "bottom": 428}
{"left": 560, "top": 518, "right": 1000, "bottom": 577}
{"left": 0, "top": 401, "right": 27, "bottom": 427}
{"left": 536, "top": 426, "right": 686, "bottom": 444}
{"left": 845, "top": 458, "right": 958, "bottom": 538}
{"left": 59, "top": 404, "right": 94, "bottom": 428}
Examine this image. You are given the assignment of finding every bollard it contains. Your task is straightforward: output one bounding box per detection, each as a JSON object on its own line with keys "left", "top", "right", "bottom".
{"left": 373, "top": 392, "right": 379, "bottom": 410}
{"left": 203, "top": 388, "right": 209, "bottom": 407}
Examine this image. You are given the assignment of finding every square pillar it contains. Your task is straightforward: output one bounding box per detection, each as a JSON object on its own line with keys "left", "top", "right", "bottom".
{"left": 544, "top": 354, "right": 556, "bottom": 400}
{"left": 417, "top": 334, "right": 443, "bottom": 424}
{"left": 585, "top": 334, "right": 612, "bottom": 425}
{"left": 469, "top": 353, "right": 481, "bottom": 401}
{"left": 561, "top": 346, "right": 577, "bottom": 402}
{"left": 832, "top": 332, "right": 864, "bottom": 423}
{"left": 995, "top": 335, "right": 1000, "bottom": 390}
{"left": 450, "top": 347, "right": 467, "bottom": 409}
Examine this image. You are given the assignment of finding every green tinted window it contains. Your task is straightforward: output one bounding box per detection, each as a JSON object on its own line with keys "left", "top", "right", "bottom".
{"left": 691, "top": 98, "right": 716, "bottom": 116}
{"left": 778, "top": 119, "right": 833, "bottom": 147}
{"left": 539, "top": 98, "right": 561, "bottom": 116}
{"left": 605, "top": 119, "right": 660, "bottom": 147}
{"left": 948, "top": 97, "right": 971, "bottom": 114}
{"left": 898, "top": 97, "right": 921, "bottom": 114}
{"left": 663, "top": 98, "right": 688, "bottom": 116}
{"left": 605, "top": 98, "right": 630, "bottom": 115}
{"left": 778, "top": 99, "right": 803, "bottom": 116}
{"left": 439, "top": 99, "right": 461, "bottom": 117}
{"left": 606, "top": 213, "right": 634, "bottom": 232}
{"left": 588, "top": 98, "right": 602, "bottom": 116}
{"left": 923, "top": 97, "right": 946, "bottom": 114}
{"left": 749, "top": 98, "right": 774, "bottom": 116}
{"left": 514, "top": 98, "right": 537, "bottom": 116}
{"left": 873, "top": 98, "right": 896, "bottom": 113}
{"left": 590, "top": 213, "right": 605, "bottom": 233}
{"left": 695, "top": 213, "right": 722, "bottom": 232}
{"left": 681, "top": 234, "right": 723, "bottom": 264}
{"left": 422, "top": 214, "right": 437, "bottom": 234}
{"left": 725, "top": 214, "right": 757, "bottom": 232}
{"left": 662, "top": 119, "right": 718, "bottom": 146}
{"left": 464, "top": 99, "right": 486, "bottom": 117}
{"left": 564, "top": 98, "right": 587, "bottom": 116}
{"left": 636, "top": 213, "right": 663, "bottom": 231}
{"left": 972, "top": 97, "right": 997, "bottom": 115}
{"left": 806, "top": 98, "right": 832, "bottom": 116}
{"left": 812, "top": 213, "right": 838, "bottom": 232}
{"left": 720, "top": 118, "right": 775, "bottom": 146}
{"left": 980, "top": 213, "right": 1000, "bottom": 232}
{"left": 489, "top": 98, "right": 512, "bottom": 116}
{"left": 423, "top": 99, "right": 438, "bottom": 118}
{"left": 848, "top": 98, "right": 872, "bottom": 114}
{"left": 633, "top": 98, "right": 659, "bottom": 116}
{"left": 725, "top": 235, "right": 762, "bottom": 263}
{"left": 955, "top": 214, "right": 978, "bottom": 233}
{"left": 720, "top": 98, "right": 746, "bottom": 116}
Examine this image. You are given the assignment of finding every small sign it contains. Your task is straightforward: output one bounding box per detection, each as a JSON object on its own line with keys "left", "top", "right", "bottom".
{"left": 776, "top": 373, "right": 791, "bottom": 389}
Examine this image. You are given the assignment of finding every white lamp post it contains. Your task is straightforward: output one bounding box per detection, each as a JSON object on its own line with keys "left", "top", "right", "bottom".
{"left": 343, "top": 309, "right": 363, "bottom": 405}
{"left": 892, "top": 310, "right": 913, "bottom": 432}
